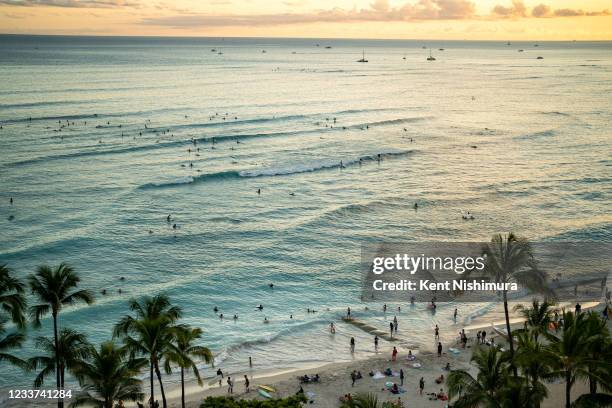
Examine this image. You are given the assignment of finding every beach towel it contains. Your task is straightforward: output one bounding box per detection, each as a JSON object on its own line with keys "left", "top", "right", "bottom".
{"left": 405, "top": 355, "right": 416, "bottom": 361}
{"left": 411, "top": 363, "right": 422, "bottom": 368}
{"left": 372, "top": 371, "right": 386, "bottom": 379}
{"left": 448, "top": 347, "right": 461, "bottom": 354}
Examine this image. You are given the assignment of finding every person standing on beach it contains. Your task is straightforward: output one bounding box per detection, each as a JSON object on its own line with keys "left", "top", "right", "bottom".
{"left": 481, "top": 330, "right": 486, "bottom": 344}
{"left": 374, "top": 335, "right": 379, "bottom": 351}
{"left": 350, "top": 337, "right": 355, "bottom": 353}
{"left": 227, "top": 377, "right": 233, "bottom": 394}
{"left": 437, "top": 342, "right": 443, "bottom": 357}
{"left": 351, "top": 370, "right": 356, "bottom": 387}
{"left": 392, "top": 346, "right": 398, "bottom": 361}
{"left": 419, "top": 377, "right": 425, "bottom": 395}
{"left": 347, "top": 307, "right": 351, "bottom": 319}
{"left": 454, "top": 308, "right": 458, "bottom": 321}
{"left": 393, "top": 316, "right": 398, "bottom": 333}
{"left": 244, "top": 375, "right": 250, "bottom": 392}
{"left": 390, "top": 322, "right": 394, "bottom": 339}
{"left": 434, "top": 325, "right": 439, "bottom": 341}
{"left": 400, "top": 369, "right": 404, "bottom": 386}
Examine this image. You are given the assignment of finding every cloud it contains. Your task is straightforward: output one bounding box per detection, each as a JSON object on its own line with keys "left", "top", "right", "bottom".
{"left": 141, "top": 0, "right": 477, "bottom": 28}
{"left": 492, "top": 1, "right": 609, "bottom": 19}
{"left": 0, "top": 0, "right": 140, "bottom": 7}
{"left": 492, "top": 0, "right": 526, "bottom": 18}
{"left": 531, "top": 4, "right": 550, "bottom": 18}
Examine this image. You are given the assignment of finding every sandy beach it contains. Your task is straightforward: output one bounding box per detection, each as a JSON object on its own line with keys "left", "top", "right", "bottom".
{"left": 158, "top": 299, "right": 605, "bottom": 408}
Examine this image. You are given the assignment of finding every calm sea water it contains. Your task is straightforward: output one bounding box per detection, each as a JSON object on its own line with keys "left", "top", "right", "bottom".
{"left": 0, "top": 36, "right": 611, "bottom": 393}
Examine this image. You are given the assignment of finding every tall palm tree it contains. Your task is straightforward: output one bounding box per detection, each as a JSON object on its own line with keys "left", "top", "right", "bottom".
{"left": 544, "top": 310, "right": 606, "bottom": 408}
{"left": 515, "top": 299, "right": 555, "bottom": 342}
{"left": 481, "top": 233, "right": 549, "bottom": 376}
{"left": 0, "top": 264, "right": 27, "bottom": 369}
{"left": 70, "top": 341, "right": 147, "bottom": 408}
{"left": 28, "top": 328, "right": 91, "bottom": 389}
{"left": 28, "top": 263, "right": 94, "bottom": 408}
{"left": 114, "top": 294, "right": 181, "bottom": 408}
{"left": 581, "top": 312, "right": 612, "bottom": 396}
{"left": 514, "top": 331, "right": 550, "bottom": 407}
{"left": 163, "top": 326, "right": 213, "bottom": 408}
{"left": 447, "top": 346, "right": 511, "bottom": 407}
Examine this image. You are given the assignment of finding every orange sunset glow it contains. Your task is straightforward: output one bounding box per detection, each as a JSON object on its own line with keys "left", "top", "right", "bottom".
{"left": 0, "top": 0, "right": 611, "bottom": 39}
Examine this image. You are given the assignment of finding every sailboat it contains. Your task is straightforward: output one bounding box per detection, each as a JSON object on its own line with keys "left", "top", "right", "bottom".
{"left": 357, "top": 50, "right": 368, "bottom": 63}
{"left": 427, "top": 49, "right": 436, "bottom": 61}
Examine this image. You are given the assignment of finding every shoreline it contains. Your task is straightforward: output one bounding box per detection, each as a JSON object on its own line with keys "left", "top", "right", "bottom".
{"left": 162, "top": 298, "right": 604, "bottom": 407}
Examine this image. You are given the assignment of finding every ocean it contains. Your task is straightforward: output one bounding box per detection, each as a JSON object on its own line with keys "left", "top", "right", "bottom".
{"left": 0, "top": 35, "right": 611, "bottom": 394}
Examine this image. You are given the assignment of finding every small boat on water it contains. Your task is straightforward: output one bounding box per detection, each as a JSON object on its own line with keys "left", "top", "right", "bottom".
{"left": 427, "top": 49, "right": 436, "bottom": 61}
{"left": 357, "top": 50, "right": 368, "bottom": 63}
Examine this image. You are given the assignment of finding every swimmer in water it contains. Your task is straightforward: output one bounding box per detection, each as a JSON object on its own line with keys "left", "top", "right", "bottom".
{"left": 214, "top": 306, "right": 219, "bottom": 313}
{"left": 167, "top": 214, "right": 171, "bottom": 222}
{"left": 9, "top": 197, "right": 13, "bottom": 205}
{"left": 257, "top": 189, "right": 261, "bottom": 195}
{"left": 233, "top": 314, "right": 238, "bottom": 320}
{"left": 269, "top": 283, "right": 274, "bottom": 288}
{"left": 172, "top": 224, "right": 177, "bottom": 229}
{"left": 414, "top": 203, "right": 418, "bottom": 210}
{"left": 263, "top": 317, "right": 269, "bottom": 323}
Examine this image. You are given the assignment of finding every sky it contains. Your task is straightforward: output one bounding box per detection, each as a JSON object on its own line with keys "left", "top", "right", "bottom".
{"left": 1, "top": 0, "right": 611, "bottom": 40}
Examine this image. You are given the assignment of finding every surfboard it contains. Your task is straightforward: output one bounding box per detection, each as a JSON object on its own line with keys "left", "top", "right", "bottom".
{"left": 258, "top": 384, "right": 276, "bottom": 393}
{"left": 258, "top": 389, "right": 272, "bottom": 399}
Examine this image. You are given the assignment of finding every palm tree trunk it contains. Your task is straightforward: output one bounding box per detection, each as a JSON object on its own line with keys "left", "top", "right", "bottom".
{"left": 52, "top": 312, "right": 63, "bottom": 408}
{"left": 502, "top": 291, "right": 518, "bottom": 377}
{"left": 181, "top": 367, "right": 185, "bottom": 408}
{"left": 154, "top": 361, "right": 167, "bottom": 408}
{"left": 565, "top": 371, "right": 572, "bottom": 408}
{"left": 588, "top": 366, "right": 597, "bottom": 394}
{"left": 149, "top": 360, "right": 155, "bottom": 407}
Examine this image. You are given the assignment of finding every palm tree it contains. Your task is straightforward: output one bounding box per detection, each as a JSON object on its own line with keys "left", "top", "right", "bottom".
{"left": 514, "top": 331, "right": 550, "bottom": 407}
{"left": 481, "top": 233, "right": 549, "bottom": 376}
{"left": 0, "top": 264, "right": 27, "bottom": 369}
{"left": 163, "top": 326, "right": 213, "bottom": 408}
{"left": 114, "top": 294, "right": 181, "bottom": 408}
{"left": 581, "top": 312, "right": 612, "bottom": 396}
{"left": 28, "top": 263, "right": 94, "bottom": 408}
{"left": 70, "top": 341, "right": 147, "bottom": 408}
{"left": 1, "top": 264, "right": 27, "bottom": 327}
{"left": 28, "top": 328, "right": 91, "bottom": 389}
{"left": 544, "top": 310, "right": 605, "bottom": 408}
{"left": 447, "top": 346, "right": 511, "bottom": 407}
{"left": 515, "top": 299, "right": 555, "bottom": 342}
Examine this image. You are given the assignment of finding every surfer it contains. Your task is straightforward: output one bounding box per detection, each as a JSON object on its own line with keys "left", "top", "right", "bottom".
{"left": 256, "top": 304, "right": 264, "bottom": 311}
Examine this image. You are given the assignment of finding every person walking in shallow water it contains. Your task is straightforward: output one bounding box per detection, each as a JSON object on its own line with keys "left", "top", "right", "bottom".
{"left": 350, "top": 337, "right": 355, "bottom": 353}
